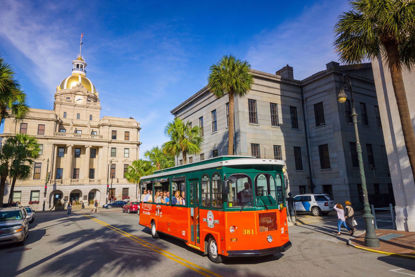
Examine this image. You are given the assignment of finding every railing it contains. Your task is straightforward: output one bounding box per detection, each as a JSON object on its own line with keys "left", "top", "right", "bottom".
{"left": 371, "top": 203, "right": 396, "bottom": 230}
{"left": 55, "top": 132, "right": 103, "bottom": 139}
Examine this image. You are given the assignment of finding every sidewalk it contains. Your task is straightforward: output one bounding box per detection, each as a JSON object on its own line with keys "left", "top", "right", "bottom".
{"left": 349, "top": 229, "right": 415, "bottom": 259}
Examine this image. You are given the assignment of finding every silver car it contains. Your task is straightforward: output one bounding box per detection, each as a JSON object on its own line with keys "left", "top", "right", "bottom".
{"left": 0, "top": 207, "right": 29, "bottom": 245}
{"left": 24, "top": 206, "right": 35, "bottom": 223}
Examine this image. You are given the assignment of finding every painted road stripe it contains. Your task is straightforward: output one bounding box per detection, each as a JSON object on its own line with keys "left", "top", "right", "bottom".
{"left": 84, "top": 215, "right": 222, "bottom": 277}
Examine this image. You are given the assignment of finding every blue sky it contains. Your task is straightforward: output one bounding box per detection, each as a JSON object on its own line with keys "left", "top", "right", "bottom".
{"left": 0, "top": 0, "right": 350, "bottom": 158}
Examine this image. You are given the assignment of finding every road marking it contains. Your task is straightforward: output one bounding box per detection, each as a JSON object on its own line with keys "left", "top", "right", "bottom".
{"left": 390, "top": 268, "right": 415, "bottom": 276}
{"left": 84, "top": 215, "right": 222, "bottom": 277}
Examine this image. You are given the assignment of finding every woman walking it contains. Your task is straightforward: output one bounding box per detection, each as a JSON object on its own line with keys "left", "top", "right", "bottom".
{"left": 333, "top": 203, "right": 350, "bottom": 235}
{"left": 345, "top": 201, "right": 356, "bottom": 236}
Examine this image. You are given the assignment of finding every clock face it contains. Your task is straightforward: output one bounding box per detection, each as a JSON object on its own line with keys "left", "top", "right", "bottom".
{"left": 75, "top": 96, "right": 84, "bottom": 103}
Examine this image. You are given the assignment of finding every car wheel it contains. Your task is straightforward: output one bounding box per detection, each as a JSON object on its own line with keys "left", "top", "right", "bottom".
{"left": 207, "top": 237, "right": 222, "bottom": 263}
{"left": 311, "top": 206, "right": 321, "bottom": 216}
{"left": 151, "top": 221, "right": 159, "bottom": 239}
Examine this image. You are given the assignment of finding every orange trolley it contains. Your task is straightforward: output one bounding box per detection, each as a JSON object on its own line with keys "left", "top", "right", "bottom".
{"left": 139, "top": 156, "right": 291, "bottom": 263}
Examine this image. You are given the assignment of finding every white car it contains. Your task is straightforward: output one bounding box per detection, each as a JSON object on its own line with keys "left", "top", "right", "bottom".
{"left": 293, "top": 194, "right": 334, "bottom": 216}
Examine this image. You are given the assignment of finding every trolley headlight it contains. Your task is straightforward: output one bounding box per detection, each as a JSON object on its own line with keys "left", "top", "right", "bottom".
{"left": 229, "top": 226, "right": 237, "bottom": 233}
{"left": 267, "top": 235, "right": 273, "bottom": 243}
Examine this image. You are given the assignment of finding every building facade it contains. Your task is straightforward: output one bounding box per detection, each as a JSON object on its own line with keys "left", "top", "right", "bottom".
{"left": 372, "top": 56, "right": 415, "bottom": 231}
{"left": 1, "top": 53, "right": 141, "bottom": 210}
{"left": 171, "top": 62, "right": 391, "bottom": 207}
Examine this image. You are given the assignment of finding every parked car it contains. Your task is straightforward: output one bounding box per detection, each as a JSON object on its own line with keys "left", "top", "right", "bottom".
{"left": 122, "top": 201, "right": 140, "bottom": 213}
{"left": 0, "top": 207, "right": 29, "bottom": 246}
{"left": 293, "top": 194, "right": 334, "bottom": 216}
{"left": 24, "top": 206, "right": 35, "bottom": 223}
{"left": 103, "top": 201, "right": 127, "bottom": 209}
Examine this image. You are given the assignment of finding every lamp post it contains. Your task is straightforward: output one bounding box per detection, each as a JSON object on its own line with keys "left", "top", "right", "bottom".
{"left": 338, "top": 74, "right": 379, "bottom": 247}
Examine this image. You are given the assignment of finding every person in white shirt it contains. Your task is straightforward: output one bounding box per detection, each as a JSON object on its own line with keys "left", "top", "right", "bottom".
{"left": 333, "top": 203, "right": 351, "bottom": 235}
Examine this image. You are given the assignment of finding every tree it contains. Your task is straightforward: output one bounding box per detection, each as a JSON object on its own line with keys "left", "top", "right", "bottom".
{"left": 4, "top": 135, "right": 40, "bottom": 205}
{"left": 0, "top": 57, "right": 28, "bottom": 125}
{"left": 163, "top": 118, "right": 202, "bottom": 164}
{"left": 335, "top": 0, "right": 415, "bottom": 179}
{"left": 125, "top": 160, "right": 155, "bottom": 199}
{"left": 145, "top": 146, "right": 174, "bottom": 170}
{"left": 208, "top": 55, "right": 253, "bottom": 155}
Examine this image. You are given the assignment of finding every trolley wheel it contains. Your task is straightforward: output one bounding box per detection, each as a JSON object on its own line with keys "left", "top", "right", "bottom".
{"left": 311, "top": 206, "right": 321, "bottom": 216}
{"left": 151, "top": 221, "right": 159, "bottom": 239}
{"left": 207, "top": 237, "right": 222, "bottom": 263}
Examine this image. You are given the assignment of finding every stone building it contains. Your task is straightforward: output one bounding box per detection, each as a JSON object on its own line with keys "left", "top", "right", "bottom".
{"left": 1, "top": 52, "right": 140, "bottom": 210}
{"left": 171, "top": 62, "right": 391, "bottom": 206}
{"left": 372, "top": 56, "right": 415, "bottom": 231}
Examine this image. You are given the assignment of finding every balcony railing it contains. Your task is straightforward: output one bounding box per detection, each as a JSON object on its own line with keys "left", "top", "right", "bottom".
{"left": 55, "top": 132, "right": 103, "bottom": 139}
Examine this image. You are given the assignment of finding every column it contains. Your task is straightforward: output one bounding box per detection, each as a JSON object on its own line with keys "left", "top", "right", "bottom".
{"left": 51, "top": 145, "right": 57, "bottom": 180}
{"left": 84, "top": 146, "right": 91, "bottom": 181}
{"left": 65, "top": 145, "right": 73, "bottom": 180}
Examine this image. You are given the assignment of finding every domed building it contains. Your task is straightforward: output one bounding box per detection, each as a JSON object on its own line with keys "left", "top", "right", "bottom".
{"left": 1, "top": 48, "right": 141, "bottom": 210}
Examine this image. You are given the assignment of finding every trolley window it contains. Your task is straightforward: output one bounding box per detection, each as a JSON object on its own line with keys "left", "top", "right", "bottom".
{"left": 226, "top": 174, "right": 253, "bottom": 207}
{"left": 201, "top": 175, "right": 210, "bottom": 207}
{"left": 172, "top": 178, "right": 186, "bottom": 206}
{"left": 255, "top": 173, "right": 278, "bottom": 206}
{"left": 211, "top": 173, "right": 223, "bottom": 208}
{"left": 154, "top": 179, "right": 170, "bottom": 204}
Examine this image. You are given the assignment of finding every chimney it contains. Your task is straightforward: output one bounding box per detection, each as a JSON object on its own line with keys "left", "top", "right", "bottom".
{"left": 276, "top": 65, "right": 294, "bottom": 80}
{"left": 326, "top": 61, "right": 339, "bottom": 70}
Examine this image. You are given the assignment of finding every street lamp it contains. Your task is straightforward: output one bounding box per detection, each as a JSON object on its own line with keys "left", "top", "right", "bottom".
{"left": 337, "top": 74, "right": 379, "bottom": 247}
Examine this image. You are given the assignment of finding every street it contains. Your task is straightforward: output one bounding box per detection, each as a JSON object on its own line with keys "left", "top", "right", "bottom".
{"left": 0, "top": 210, "right": 414, "bottom": 277}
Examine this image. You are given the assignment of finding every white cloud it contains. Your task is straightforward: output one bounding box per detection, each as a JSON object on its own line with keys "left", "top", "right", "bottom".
{"left": 245, "top": 0, "right": 350, "bottom": 79}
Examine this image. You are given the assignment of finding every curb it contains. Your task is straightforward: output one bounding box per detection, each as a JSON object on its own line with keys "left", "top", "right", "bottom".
{"left": 347, "top": 239, "right": 415, "bottom": 259}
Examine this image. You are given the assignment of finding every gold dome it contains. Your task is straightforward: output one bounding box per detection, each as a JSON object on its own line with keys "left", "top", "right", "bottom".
{"left": 58, "top": 73, "right": 96, "bottom": 94}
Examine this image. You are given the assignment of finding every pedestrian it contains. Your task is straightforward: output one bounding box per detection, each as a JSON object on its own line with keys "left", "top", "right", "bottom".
{"left": 67, "top": 201, "right": 72, "bottom": 215}
{"left": 333, "top": 203, "right": 350, "bottom": 235}
{"left": 287, "top": 192, "right": 295, "bottom": 222}
{"left": 345, "top": 200, "right": 356, "bottom": 235}
{"left": 94, "top": 200, "right": 98, "bottom": 213}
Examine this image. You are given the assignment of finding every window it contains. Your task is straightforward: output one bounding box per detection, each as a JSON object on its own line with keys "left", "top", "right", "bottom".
{"left": 12, "top": 191, "right": 21, "bottom": 203}
{"left": 58, "top": 147, "right": 65, "bottom": 157}
{"left": 37, "top": 124, "right": 45, "bottom": 135}
{"left": 172, "top": 179, "right": 186, "bottom": 206}
{"left": 20, "top": 123, "right": 28, "bottom": 134}
{"left": 91, "top": 130, "right": 97, "bottom": 136}
{"left": 188, "top": 122, "right": 192, "bottom": 128}
{"left": 199, "top": 116, "right": 204, "bottom": 136}
{"left": 211, "top": 110, "right": 217, "bottom": 132}
{"left": 90, "top": 148, "right": 96, "bottom": 158}
{"left": 30, "top": 190, "right": 40, "bottom": 202}
{"left": 366, "top": 144, "right": 375, "bottom": 168}
{"left": 226, "top": 102, "right": 229, "bottom": 127}
{"left": 124, "top": 131, "right": 130, "bottom": 140}
{"left": 345, "top": 100, "right": 352, "bottom": 123}
{"left": 56, "top": 168, "right": 63, "bottom": 179}
{"left": 270, "top": 103, "right": 279, "bottom": 126}
{"left": 38, "top": 144, "right": 43, "bottom": 155}
{"left": 248, "top": 99, "right": 258, "bottom": 124}
{"left": 33, "top": 162, "right": 41, "bottom": 179}
{"left": 290, "top": 106, "right": 298, "bottom": 128}
{"left": 273, "top": 145, "right": 282, "bottom": 160}
{"left": 322, "top": 185, "right": 333, "bottom": 199}
{"left": 360, "top": 102, "right": 368, "bottom": 125}
{"left": 251, "top": 143, "right": 260, "bottom": 158}
{"left": 201, "top": 175, "right": 210, "bottom": 207}
{"left": 226, "top": 174, "right": 253, "bottom": 207}
{"left": 350, "top": 142, "right": 359, "bottom": 167}
{"left": 374, "top": 105, "right": 381, "bottom": 127}
{"left": 299, "top": 185, "right": 306, "bottom": 194}
{"left": 111, "top": 147, "right": 116, "bottom": 157}
{"left": 75, "top": 129, "right": 82, "bottom": 134}
{"left": 73, "top": 168, "right": 80, "bottom": 179}
{"left": 74, "top": 148, "right": 81, "bottom": 158}
{"left": 318, "top": 144, "right": 331, "bottom": 169}
{"left": 112, "top": 130, "right": 117, "bottom": 139}
{"left": 89, "top": 168, "right": 95, "bottom": 179}
{"left": 124, "top": 164, "right": 129, "bottom": 178}
{"left": 294, "top": 146, "right": 303, "bottom": 170}
{"left": 124, "top": 148, "right": 129, "bottom": 158}
{"left": 314, "top": 102, "right": 325, "bottom": 126}
{"left": 89, "top": 114, "right": 92, "bottom": 121}
{"left": 212, "top": 149, "right": 218, "bottom": 157}
{"left": 122, "top": 188, "right": 129, "bottom": 200}
{"left": 63, "top": 112, "right": 67, "bottom": 118}
{"left": 200, "top": 153, "right": 205, "bottom": 161}
{"left": 255, "top": 174, "right": 277, "bottom": 203}
{"left": 211, "top": 173, "right": 223, "bottom": 208}
{"left": 76, "top": 113, "right": 80, "bottom": 120}
{"left": 110, "top": 164, "right": 116, "bottom": 178}
{"left": 189, "top": 156, "right": 193, "bottom": 163}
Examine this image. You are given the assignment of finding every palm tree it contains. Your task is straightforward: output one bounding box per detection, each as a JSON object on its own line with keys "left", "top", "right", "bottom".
{"left": 0, "top": 145, "right": 13, "bottom": 207}
{"left": 335, "top": 0, "right": 415, "bottom": 179}
{"left": 5, "top": 134, "right": 40, "bottom": 205}
{"left": 163, "top": 118, "right": 202, "bottom": 164}
{"left": 145, "top": 146, "right": 174, "bottom": 170}
{"left": 0, "top": 57, "right": 28, "bottom": 125}
{"left": 125, "top": 160, "right": 155, "bottom": 200}
{"left": 208, "top": 55, "right": 253, "bottom": 155}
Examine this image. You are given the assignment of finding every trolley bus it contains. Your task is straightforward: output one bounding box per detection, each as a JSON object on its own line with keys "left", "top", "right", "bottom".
{"left": 139, "top": 156, "right": 291, "bottom": 262}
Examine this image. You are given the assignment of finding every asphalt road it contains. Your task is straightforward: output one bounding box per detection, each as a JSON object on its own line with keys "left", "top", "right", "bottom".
{"left": 0, "top": 210, "right": 414, "bottom": 277}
